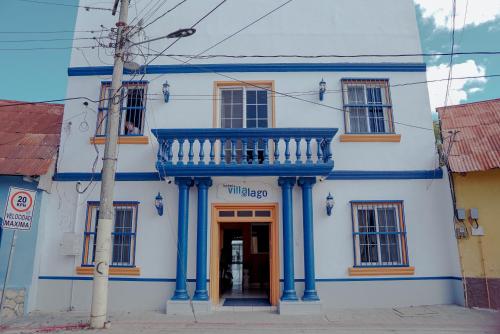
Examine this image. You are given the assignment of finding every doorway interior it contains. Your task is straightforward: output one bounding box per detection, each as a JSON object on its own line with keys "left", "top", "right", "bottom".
{"left": 210, "top": 204, "right": 279, "bottom": 306}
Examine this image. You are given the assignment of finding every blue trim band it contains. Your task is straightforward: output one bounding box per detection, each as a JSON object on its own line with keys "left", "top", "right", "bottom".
{"left": 68, "top": 63, "right": 427, "bottom": 76}
{"left": 53, "top": 169, "right": 443, "bottom": 181}
{"left": 327, "top": 169, "right": 443, "bottom": 180}
{"left": 39, "top": 275, "right": 460, "bottom": 282}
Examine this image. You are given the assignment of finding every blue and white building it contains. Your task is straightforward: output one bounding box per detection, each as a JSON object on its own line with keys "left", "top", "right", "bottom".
{"left": 33, "top": 0, "right": 463, "bottom": 314}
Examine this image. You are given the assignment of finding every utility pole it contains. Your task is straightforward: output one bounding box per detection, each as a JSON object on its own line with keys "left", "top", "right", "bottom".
{"left": 90, "top": 0, "right": 128, "bottom": 328}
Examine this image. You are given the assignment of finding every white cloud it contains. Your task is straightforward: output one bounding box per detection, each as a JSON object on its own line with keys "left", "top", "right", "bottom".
{"left": 468, "top": 87, "right": 483, "bottom": 94}
{"left": 415, "top": 0, "right": 500, "bottom": 30}
{"left": 426, "top": 60, "right": 487, "bottom": 111}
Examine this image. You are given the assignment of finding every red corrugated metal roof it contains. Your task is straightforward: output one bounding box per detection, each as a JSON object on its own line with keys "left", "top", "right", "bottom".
{"left": 0, "top": 100, "right": 64, "bottom": 176}
{"left": 438, "top": 98, "right": 500, "bottom": 173}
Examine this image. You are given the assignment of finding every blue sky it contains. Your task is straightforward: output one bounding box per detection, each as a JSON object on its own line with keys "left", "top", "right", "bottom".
{"left": 0, "top": 0, "right": 498, "bottom": 111}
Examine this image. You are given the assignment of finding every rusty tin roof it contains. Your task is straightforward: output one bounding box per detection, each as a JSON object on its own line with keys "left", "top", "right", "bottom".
{"left": 438, "top": 98, "right": 500, "bottom": 173}
{"left": 0, "top": 100, "right": 64, "bottom": 176}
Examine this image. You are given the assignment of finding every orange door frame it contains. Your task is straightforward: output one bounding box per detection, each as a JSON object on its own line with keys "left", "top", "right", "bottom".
{"left": 210, "top": 203, "right": 280, "bottom": 306}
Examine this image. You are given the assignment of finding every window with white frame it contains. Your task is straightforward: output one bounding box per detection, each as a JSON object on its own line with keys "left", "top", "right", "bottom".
{"left": 97, "top": 82, "right": 147, "bottom": 136}
{"left": 351, "top": 201, "right": 408, "bottom": 267}
{"left": 219, "top": 86, "right": 271, "bottom": 163}
{"left": 82, "top": 202, "right": 138, "bottom": 267}
{"left": 342, "top": 79, "right": 394, "bottom": 134}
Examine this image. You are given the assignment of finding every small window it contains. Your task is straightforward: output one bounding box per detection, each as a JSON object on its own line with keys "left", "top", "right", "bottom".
{"left": 342, "top": 79, "right": 394, "bottom": 134}
{"left": 351, "top": 201, "right": 407, "bottom": 267}
{"left": 83, "top": 202, "right": 138, "bottom": 267}
{"left": 97, "top": 82, "right": 147, "bottom": 136}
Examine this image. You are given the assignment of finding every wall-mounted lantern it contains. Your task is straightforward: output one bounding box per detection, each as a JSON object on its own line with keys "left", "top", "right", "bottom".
{"left": 319, "top": 78, "right": 326, "bottom": 101}
{"left": 155, "top": 192, "right": 164, "bottom": 216}
{"left": 162, "top": 81, "right": 170, "bottom": 103}
{"left": 326, "top": 192, "right": 334, "bottom": 216}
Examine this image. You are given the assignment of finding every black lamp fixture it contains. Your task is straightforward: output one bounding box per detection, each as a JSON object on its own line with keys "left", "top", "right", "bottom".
{"left": 155, "top": 192, "right": 164, "bottom": 216}
{"left": 319, "top": 78, "right": 326, "bottom": 101}
{"left": 326, "top": 192, "right": 334, "bottom": 216}
{"left": 162, "top": 81, "right": 170, "bottom": 103}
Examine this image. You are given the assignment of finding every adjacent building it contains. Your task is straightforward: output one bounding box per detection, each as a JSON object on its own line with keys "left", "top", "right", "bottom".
{"left": 438, "top": 99, "right": 500, "bottom": 310}
{"left": 0, "top": 100, "right": 63, "bottom": 318}
{"left": 33, "top": 0, "right": 462, "bottom": 314}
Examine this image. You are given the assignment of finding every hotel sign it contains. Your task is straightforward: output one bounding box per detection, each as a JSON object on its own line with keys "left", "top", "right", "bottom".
{"left": 216, "top": 182, "right": 274, "bottom": 201}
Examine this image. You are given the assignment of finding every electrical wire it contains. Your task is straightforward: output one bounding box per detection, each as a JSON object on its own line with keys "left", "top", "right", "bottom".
{"left": 0, "top": 37, "right": 97, "bottom": 43}
{"left": 140, "top": 0, "right": 188, "bottom": 30}
{"left": 0, "top": 29, "right": 109, "bottom": 34}
{"left": 131, "top": 51, "right": 500, "bottom": 59}
{"left": 187, "top": 0, "right": 294, "bottom": 62}
{"left": 13, "top": 0, "right": 112, "bottom": 11}
{"left": 163, "top": 54, "right": 435, "bottom": 131}
{"left": 441, "top": 0, "right": 458, "bottom": 118}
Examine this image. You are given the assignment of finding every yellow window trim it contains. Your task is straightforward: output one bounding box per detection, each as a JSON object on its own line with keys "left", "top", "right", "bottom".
{"left": 348, "top": 266, "right": 415, "bottom": 276}
{"left": 339, "top": 134, "right": 401, "bottom": 142}
{"left": 89, "top": 136, "right": 149, "bottom": 145}
{"left": 212, "top": 80, "right": 276, "bottom": 128}
{"left": 76, "top": 266, "right": 141, "bottom": 276}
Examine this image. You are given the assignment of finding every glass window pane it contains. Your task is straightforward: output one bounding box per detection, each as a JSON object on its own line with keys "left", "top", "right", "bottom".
{"left": 257, "top": 104, "right": 268, "bottom": 119}
{"left": 257, "top": 120, "right": 268, "bottom": 128}
{"left": 347, "top": 86, "right": 365, "bottom": 104}
{"left": 233, "top": 104, "right": 243, "bottom": 119}
{"left": 247, "top": 119, "right": 257, "bottom": 128}
{"left": 246, "top": 90, "right": 256, "bottom": 104}
{"left": 257, "top": 90, "right": 267, "bottom": 104}
{"left": 233, "top": 89, "right": 243, "bottom": 102}
{"left": 349, "top": 108, "right": 368, "bottom": 133}
{"left": 368, "top": 107, "right": 386, "bottom": 133}
{"left": 367, "top": 87, "right": 383, "bottom": 104}
{"left": 232, "top": 118, "right": 243, "bottom": 128}
{"left": 247, "top": 105, "right": 256, "bottom": 118}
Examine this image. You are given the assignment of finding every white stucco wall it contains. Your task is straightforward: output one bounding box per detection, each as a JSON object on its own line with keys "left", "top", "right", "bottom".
{"left": 33, "top": 0, "right": 462, "bottom": 312}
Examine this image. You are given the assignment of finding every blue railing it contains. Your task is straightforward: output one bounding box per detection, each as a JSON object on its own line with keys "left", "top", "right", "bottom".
{"left": 152, "top": 128, "right": 338, "bottom": 177}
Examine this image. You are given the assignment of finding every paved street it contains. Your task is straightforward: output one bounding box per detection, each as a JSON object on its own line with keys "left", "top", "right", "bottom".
{"left": 1, "top": 305, "right": 499, "bottom": 333}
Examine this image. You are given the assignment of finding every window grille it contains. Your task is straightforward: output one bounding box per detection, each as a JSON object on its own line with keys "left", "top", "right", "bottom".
{"left": 351, "top": 201, "right": 408, "bottom": 267}
{"left": 220, "top": 87, "right": 270, "bottom": 164}
{"left": 97, "top": 82, "right": 147, "bottom": 136}
{"left": 341, "top": 79, "right": 394, "bottom": 134}
{"left": 82, "top": 202, "right": 138, "bottom": 267}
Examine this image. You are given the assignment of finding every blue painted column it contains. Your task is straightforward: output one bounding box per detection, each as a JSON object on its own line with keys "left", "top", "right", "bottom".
{"left": 298, "top": 177, "right": 320, "bottom": 301}
{"left": 278, "top": 177, "right": 298, "bottom": 301}
{"left": 193, "top": 177, "right": 212, "bottom": 301}
{"left": 172, "top": 177, "right": 194, "bottom": 300}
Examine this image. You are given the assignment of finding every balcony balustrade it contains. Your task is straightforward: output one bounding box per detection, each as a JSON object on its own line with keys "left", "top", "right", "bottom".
{"left": 152, "top": 128, "right": 338, "bottom": 177}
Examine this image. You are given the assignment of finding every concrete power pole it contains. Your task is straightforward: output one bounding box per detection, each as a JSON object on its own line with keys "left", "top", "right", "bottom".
{"left": 90, "top": 0, "right": 129, "bottom": 328}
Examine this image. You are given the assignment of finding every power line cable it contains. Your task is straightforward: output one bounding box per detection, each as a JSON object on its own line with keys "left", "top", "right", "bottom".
{"left": 13, "top": 0, "right": 112, "bottom": 11}
{"left": 141, "top": 0, "right": 188, "bottom": 30}
{"left": 442, "top": 0, "right": 458, "bottom": 116}
{"left": 1, "top": 74, "right": 496, "bottom": 108}
{"left": 133, "top": 50, "right": 500, "bottom": 59}
{"left": 0, "top": 37, "right": 97, "bottom": 43}
{"left": 161, "top": 54, "right": 435, "bottom": 131}
{"left": 0, "top": 29, "right": 108, "bottom": 34}
{"left": 187, "top": 0, "right": 294, "bottom": 62}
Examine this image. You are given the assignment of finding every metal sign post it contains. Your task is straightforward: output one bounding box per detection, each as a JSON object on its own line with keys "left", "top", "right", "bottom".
{"left": 0, "top": 230, "right": 17, "bottom": 319}
{"left": 0, "top": 187, "right": 37, "bottom": 319}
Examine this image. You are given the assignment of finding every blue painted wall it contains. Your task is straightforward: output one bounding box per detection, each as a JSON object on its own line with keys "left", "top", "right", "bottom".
{"left": 0, "top": 176, "right": 43, "bottom": 297}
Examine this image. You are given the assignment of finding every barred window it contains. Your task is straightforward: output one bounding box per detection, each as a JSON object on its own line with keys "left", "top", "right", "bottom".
{"left": 97, "top": 81, "right": 147, "bottom": 136}
{"left": 342, "top": 79, "right": 394, "bottom": 134}
{"left": 83, "top": 202, "right": 138, "bottom": 267}
{"left": 351, "top": 201, "right": 408, "bottom": 267}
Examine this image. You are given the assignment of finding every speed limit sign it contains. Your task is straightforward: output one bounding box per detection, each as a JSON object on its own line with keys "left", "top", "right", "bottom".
{"left": 2, "top": 187, "right": 37, "bottom": 231}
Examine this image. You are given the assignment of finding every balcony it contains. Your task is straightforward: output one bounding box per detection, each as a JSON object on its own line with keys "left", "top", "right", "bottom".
{"left": 152, "top": 128, "right": 338, "bottom": 177}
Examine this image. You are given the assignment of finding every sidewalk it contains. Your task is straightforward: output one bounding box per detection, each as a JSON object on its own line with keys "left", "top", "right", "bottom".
{"left": 1, "top": 305, "right": 499, "bottom": 334}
